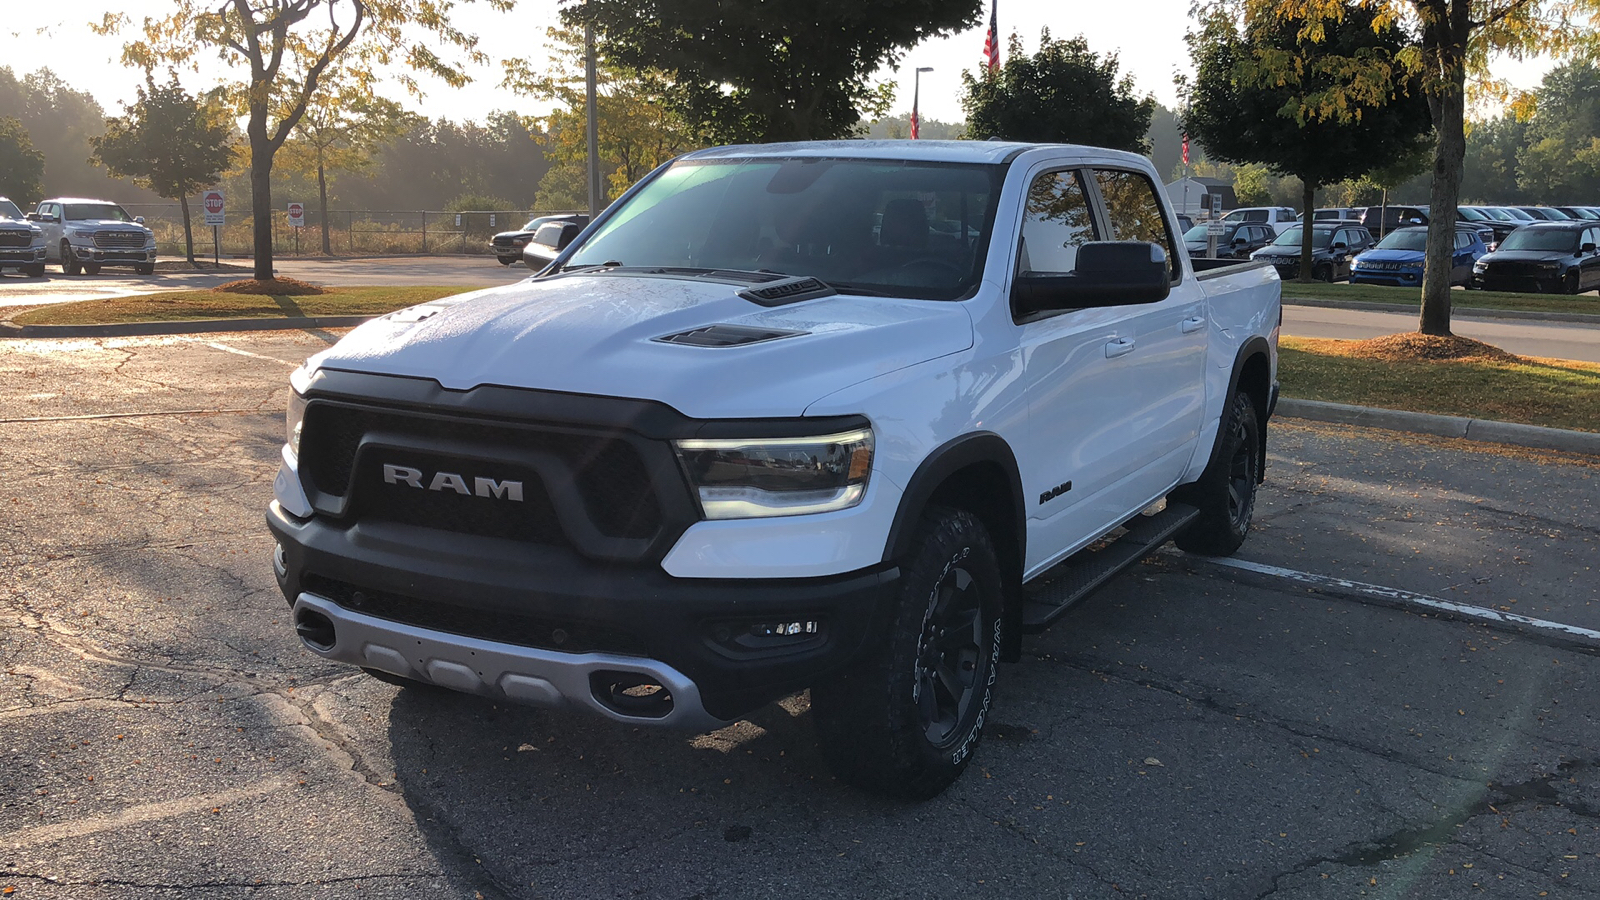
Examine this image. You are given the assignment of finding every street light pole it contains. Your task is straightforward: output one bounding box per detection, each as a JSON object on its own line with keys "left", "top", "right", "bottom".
{"left": 585, "top": 18, "right": 600, "bottom": 220}
{"left": 911, "top": 67, "right": 933, "bottom": 139}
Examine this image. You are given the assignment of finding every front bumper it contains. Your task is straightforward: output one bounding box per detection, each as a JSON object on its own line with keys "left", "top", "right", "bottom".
{"left": 1473, "top": 273, "right": 1562, "bottom": 293}
{"left": 71, "top": 245, "right": 157, "bottom": 264}
{"left": 266, "top": 501, "right": 899, "bottom": 725}
{"left": 1350, "top": 268, "right": 1421, "bottom": 286}
{"left": 0, "top": 248, "right": 46, "bottom": 264}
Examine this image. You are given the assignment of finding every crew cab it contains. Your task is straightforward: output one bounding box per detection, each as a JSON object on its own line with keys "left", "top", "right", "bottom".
{"left": 0, "top": 197, "right": 48, "bottom": 278}
{"left": 268, "top": 141, "right": 1280, "bottom": 799}
{"left": 31, "top": 198, "right": 157, "bottom": 275}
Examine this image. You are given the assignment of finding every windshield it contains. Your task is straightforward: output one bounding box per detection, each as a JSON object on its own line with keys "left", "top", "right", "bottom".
{"left": 1502, "top": 208, "right": 1535, "bottom": 220}
{"left": 1183, "top": 224, "right": 1222, "bottom": 242}
{"left": 565, "top": 157, "right": 1002, "bottom": 300}
{"left": 64, "top": 203, "right": 133, "bottom": 222}
{"left": 1457, "top": 207, "right": 1487, "bottom": 221}
{"left": 1481, "top": 207, "right": 1516, "bottom": 221}
{"left": 0, "top": 199, "right": 21, "bottom": 219}
{"left": 1271, "top": 226, "right": 1335, "bottom": 249}
{"left": 1499, "top": 228, "right": 1579, "bottom": 252}
{"left": 1375, "top": 229, "right": 1428, "bottom": 251}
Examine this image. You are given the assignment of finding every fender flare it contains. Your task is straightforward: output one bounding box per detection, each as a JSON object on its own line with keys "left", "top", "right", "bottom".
{"left": 881, "top": 432, "right": 1025, "bottom": 568}
{"left": 1197, "top": 336, "right": 1274, "bottom": 480}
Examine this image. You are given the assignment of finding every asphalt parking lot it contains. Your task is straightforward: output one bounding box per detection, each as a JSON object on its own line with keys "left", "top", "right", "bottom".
{"left": 2, "top": 331, "right": 1597, "bottom": 899}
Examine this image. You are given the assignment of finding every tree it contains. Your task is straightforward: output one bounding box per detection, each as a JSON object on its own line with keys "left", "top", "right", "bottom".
{"left": 1463, "top": 112, "right": 1530, "bottom": 202}
{"left": 505, "top": 27, "right": 698, "bottom": 210}
{"left": 1243, "top": 0, "right": 1593, "bottom": 335}
{"left": 279, "top": 73, "right": 414, "bottom": 254}
{"left": 0, "top": 117, "right": 44, "bottom": 205}
{"left": 961, "top": 31, "right": 1155, "bottom": 152}
{"left": 99, "top": 0, "right": 512, "bottom": 281}
{"left": 570, "top": 0, "right": 981, "bottom": 143}
{"left": 1184, "top": 5, "right": 1431, "bottom": 282}
{"left": 89, "top": 75, "right": 235, "bottom": 265}
{"left": 1516, "top": 59, "right": 1600, "bottom": 199}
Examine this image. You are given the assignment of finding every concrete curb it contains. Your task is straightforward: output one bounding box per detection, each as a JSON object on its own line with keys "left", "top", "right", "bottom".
{"left": 1277, "top": 397, "right": 1600, "bottom": 456}
{"left": 0, "top": 315, "right": 372, "bottom": 339}
{"left": 1285, "top": 296, "right": 1600, "bottom": 325}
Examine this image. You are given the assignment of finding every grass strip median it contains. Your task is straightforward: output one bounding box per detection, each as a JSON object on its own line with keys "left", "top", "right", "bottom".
{"left": 1280, "top": 281, "right": 1600, "bottom": 316}
{"left": 1280, "top": 335, "right": 1600, "bottom": 433}
{"left": 10, "top": 285, "right": 473, "bottom": 326}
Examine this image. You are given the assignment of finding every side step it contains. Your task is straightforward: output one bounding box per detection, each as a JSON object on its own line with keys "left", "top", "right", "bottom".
{"left": 1020, "top": 503, "right": 1200, "bottom": 632}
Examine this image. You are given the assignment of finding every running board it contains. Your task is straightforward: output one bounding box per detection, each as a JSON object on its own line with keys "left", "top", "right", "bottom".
{"left": 1020, "top": 503, "right": 1201, "bottom": 633}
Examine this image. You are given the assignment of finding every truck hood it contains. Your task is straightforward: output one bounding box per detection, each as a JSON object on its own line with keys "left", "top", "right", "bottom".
{"left": 71, "top": 220, "right": 151, "bottom": 233}
{"left": 308, "top": 272, "right": 975, "bottom": 419}
{"left": 1356, "top": 248, "right": 1426, "bottom": 264}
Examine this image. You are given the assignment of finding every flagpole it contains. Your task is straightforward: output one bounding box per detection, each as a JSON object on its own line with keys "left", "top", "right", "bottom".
{"left": 912, "top": 67, "right": 932, "bottom": 139}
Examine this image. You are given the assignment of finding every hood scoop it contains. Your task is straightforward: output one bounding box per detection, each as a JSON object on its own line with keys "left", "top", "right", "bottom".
{"left": 654, "top": 323, "right": 808, "bottom": 347}
{"left": 738, "top": 276, "right": 836, "bottom": 307}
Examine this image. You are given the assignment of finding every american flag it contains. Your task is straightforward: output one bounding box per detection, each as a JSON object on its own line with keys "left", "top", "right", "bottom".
{"left": 911, "top": 110, "right": 920, "bottom": 140}
{"left": 982, "top": 0, "right": 999, "bottom": 73}
{"left": 1182, "top": 133, "right": 1189, "bottom": 166}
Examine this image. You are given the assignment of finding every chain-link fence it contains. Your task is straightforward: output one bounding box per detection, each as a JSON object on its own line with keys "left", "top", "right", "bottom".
{"left": 123, "top": 205, "right": 586, "bottom": 258}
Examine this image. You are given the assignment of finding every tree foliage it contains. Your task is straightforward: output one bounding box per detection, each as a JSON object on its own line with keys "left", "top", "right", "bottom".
{"left": 570, "top": 0, "right": 981, "bottom": 143}
{"left": 0, "top": 67, "right": 162, "bottom": 202}
{"left": 1184, "top": 4, "right": 1430, "bottom": 278}
{"left": 90, "top": 74, "right": 236, "bottom": 263}
{"left": 99, "top": 0, "right": 512, "bottom": 280}
{"left": 960, "top": 31, "right": 1155, "bottom": 152}
{"left": 505, "top": 27, "right": 698, "bottom": 210}
{"left": 1515, "top": 59, "right": 1600, "bottom": 198}
{"left": 1238, "top": 0, "right": 1599, "bottom": 334}
{"left": 0, "top": 117, "right": 44, "bottom": 206}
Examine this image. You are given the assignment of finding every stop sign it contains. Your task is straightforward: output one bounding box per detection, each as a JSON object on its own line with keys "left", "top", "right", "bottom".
{"left": 203, "top": 191, "right": 224, "bottom": 214}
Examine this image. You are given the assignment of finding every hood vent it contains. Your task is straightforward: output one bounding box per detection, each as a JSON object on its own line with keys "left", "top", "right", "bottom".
{"left": 738, "top": 276, "right": 836, "bottom": 307}
{"left": 654, "top": 324, "right": 808, "bottom": 347}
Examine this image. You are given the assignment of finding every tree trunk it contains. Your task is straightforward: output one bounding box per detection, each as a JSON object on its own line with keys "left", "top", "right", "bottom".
{"left": 250, "top": 131, "right": 275, "bottom": 281}
{"left": 317, "top": 158, "right": 331, "bottom": 256}
{"left": 1298, "top": 181, "right": 1316, "bottom": 283}
{"left": 179, "top": 194, "right": 196, "bottom": 266}
{"left": 1418, "top": 0, "right": 1469, "bottom": 337}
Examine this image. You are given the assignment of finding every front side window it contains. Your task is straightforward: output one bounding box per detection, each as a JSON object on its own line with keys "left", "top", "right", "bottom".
{"left": 1094, "top": 169, "right": 1180, "bottom": 280}
{"left": 1018, "top": 169, "right": 1097, "bottom": 275}
{"left": 565, "top": 157, "right": 1002, "bottom": 300}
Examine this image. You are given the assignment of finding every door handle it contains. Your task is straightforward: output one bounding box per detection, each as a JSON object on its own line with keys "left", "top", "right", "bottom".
{"left": 1104, "top": 337, "right": 1136, "bottom": 358}
{"left": 1181, "top": 316, "right": 1206, "bottom": 334}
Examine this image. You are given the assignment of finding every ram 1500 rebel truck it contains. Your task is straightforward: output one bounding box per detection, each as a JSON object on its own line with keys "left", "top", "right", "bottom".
{"left": 0, "top": 197, "right": 48, "bottom": 277}
{"left": 32, "top": 197, "right": 157, "bottom": 275}
{"left": 269, "top": 141, "right": 1280, "bottom": 799}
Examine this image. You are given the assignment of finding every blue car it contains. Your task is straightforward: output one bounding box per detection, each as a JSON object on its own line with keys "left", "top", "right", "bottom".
{"left": 1349, "top": 226, "right": 1488, "bottom": 287}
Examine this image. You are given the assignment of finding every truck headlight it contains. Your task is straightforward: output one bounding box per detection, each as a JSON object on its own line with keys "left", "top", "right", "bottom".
{"left": 1473, "top": 260, "right": 1488, "bottom": 272}
{"left": 285, "top": 365, "right": 314, "bottom": 456}
{"left": 71, "top": 231, "right": 96, "bottom": 244}
{"left": 674, "top": 428, "right": 873, "bottom": 519}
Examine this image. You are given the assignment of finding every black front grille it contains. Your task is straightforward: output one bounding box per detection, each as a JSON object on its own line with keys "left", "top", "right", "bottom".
{"left": 1488, "top": 262, "right": 1552, "bottom": 278}
{"left": 0, "top": 230, "right": 31, "bottom": 248}
{"left": 298, "top": 403, "right": 664, "bottom": 544}
{"left": 93, "top": 231, "right": 145, "bottom": 249}
{"left": 492, "top": 235, "right": 523, "bottom": 248}
{"left": 303, "top": 574, "right": 647, "bottom": 656}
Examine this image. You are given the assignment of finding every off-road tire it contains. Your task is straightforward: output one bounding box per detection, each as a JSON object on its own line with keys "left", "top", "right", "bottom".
{"left": 811, "top": 506, "right": 1003, "bottom": 800}
{"left": 22, "top": 263, "right": 45, "bottom": 278}
{"left": 83, "top": 263, "right": 102, "bottom": 275}
{"left": 61, "top": 243, "right": 80, "bottom": 276}
{"left": 1173, "top": 390, "right": 1261, "bottom": 556}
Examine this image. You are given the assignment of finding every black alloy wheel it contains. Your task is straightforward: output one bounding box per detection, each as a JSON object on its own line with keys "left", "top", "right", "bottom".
{"left": 1173, "top": 389, "right": 1261, "bottom": 556}
{"left": 914, "top": 562, "right": 986, "bottom": 748}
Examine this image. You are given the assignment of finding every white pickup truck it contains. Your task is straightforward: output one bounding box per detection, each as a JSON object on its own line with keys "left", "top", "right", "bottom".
{"left": 268, "top": 141, "right": 1280, "bottom": 799}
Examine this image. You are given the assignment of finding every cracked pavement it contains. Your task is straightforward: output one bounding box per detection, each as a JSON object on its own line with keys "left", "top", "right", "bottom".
{"left": 2, "top": 331, "right": 1598, "bottom": 898}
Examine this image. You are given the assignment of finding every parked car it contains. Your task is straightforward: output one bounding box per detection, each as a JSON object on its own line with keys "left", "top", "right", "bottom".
{"left": 1472, "top": 221, "right": 1600, "bottom": 293}
{"left": 1360, "top": 205, "right": 1428, "bottom": 236}
{"left": 1183, "top": 221, "right": 1275, "bottom": 259}
{"left": 1458, "top": 206, "right": 1517, "bottom": 246}
{"left": 268, "top": 139, "right": 1280, "bottom": 800}
{"left": 1176, "top": 213, "right": 1194, "bottom": 234}
{"left": 490, "top": 214, "right": 589, "bottom": 265}
{"left": 1250, "top": 221, "right": 1373, "bottom": 281}
{"left": 1555, "top": 206, "right": 1600, "bottom": 220}
{"left": 1350, "top": 225, "right": 1487, "bottom": 287}
{"left": 0, "top": 196, "right": 48, "bottom": 278}
{"left": 1222, "top": 206, "right": 1298, "bottom": 230}
{"left": 1307, "top": 207, "right": 1362, "bottom": 222}
{"left": 31, "top": 198, "right": 156, "bottom": 275}
{"left": 1514, "top": 206, "right": 1570, "bottom": 220}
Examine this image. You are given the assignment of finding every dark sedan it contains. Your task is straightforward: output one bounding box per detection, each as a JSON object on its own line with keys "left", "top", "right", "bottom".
{"left": 1250, "top": 222, "right": 1373, "bottom": 281}
{"left": 1183, "top": 222, "right": 1274, "bottom": 259}
{"left": 1471, "top": 221, "right": 1600, "bottom": 294}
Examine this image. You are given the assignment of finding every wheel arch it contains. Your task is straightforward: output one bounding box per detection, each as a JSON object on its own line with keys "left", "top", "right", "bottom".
{"left": 1232, "top": 338, "right": 1273, "bottom": 482}
{"left": 883, "top": 432, "right": 1026, "bottom": 661}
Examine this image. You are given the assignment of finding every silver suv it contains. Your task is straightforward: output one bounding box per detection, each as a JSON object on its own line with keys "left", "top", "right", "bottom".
{"left": 32, "top": 198, "right": 157, "bottom": 275}
{"left": 0, "top": 197, "right": 48, "bottom": 278}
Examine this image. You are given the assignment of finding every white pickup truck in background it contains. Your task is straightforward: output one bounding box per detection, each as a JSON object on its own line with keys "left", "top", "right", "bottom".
{"left": 268, "top": 140, "right": 1280, "bottom": 799}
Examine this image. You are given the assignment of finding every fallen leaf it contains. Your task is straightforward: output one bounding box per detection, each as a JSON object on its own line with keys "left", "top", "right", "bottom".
{"left": 1144, "top": 757, "right": 1164, "bottom": 767}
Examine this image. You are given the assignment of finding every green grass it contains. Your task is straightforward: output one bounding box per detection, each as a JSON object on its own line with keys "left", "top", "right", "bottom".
{"left": 12, "top": 286, "right": 473, "bottom": 326}
{"left": 1280, "top": 336, "right": 1600, "bottom": 433}
{"left": 1280, "top": 281, "right": 1600, "bottom": 316}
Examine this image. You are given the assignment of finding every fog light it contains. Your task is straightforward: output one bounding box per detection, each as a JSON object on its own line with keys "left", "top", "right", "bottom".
{"left": 707, "top": 618, "right": 825, "bottom": 654}
{"left": 752, "top": 620, "right": 818, "bottom": 637}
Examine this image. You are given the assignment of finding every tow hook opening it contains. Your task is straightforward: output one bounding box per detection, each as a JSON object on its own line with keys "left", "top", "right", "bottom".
{"left": 590, "top": 671, "right": 674, "bottom": 719}
{"left": 295, "top": 608, "right": 337, "bottom": 651}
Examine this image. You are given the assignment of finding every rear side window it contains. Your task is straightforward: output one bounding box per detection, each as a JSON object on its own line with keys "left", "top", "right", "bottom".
{"left": 1019, "top": 169, "right": 1097, "bottom": 275}
{"left": 1093, "top": 169, "right": 1181, "bottom": 281}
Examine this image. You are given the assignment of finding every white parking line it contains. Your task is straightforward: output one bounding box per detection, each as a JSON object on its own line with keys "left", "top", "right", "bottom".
{"left": 1, "top": 780, "right": 292, "bottom": 847}
{"left": 201, "top": 340, "right": 301, "bottom": 364}
{"left": 1196, "top": 555, "right": 1600, "bottom": 644}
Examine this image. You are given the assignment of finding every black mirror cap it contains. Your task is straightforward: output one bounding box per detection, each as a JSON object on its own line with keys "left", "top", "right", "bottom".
{"left": 1332, "top": 241, "right": 1347, "bottom": 250}
{"left": 1583, "top": 242, "right": 1597, "bottom": 254}
{"left": 532, "top": 221, "right": 581, "bottom": 250}
{"left": 1012, "top": 241, "right": 1171, "bottom": 315}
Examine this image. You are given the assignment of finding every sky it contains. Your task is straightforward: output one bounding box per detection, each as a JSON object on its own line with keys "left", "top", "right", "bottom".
{"left": 5, "top": 1, "right": 1559, "bottom": 128}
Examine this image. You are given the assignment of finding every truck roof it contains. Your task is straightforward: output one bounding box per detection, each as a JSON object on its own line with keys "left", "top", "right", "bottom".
{"left": 682, "top": 139, "right": 1150, "bottom": 167}
{"left": 39, "top": 197, "right": 124, "bottom": 205}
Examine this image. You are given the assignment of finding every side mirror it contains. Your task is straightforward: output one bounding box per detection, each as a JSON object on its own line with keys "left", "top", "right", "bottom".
{"left": 522, "top": 221, "right": 584, "bottom": 268}
{"left": 25, "top": 212, "right": 39, "bottom": 221}
{"left": 1583, "top": 242, "right": 1596, "bottom": 254}
{"left": 1011, "top": 241, "right": 1170, "bottom": 315}
{"left": 1332, "top": 241, "right": 1348, "bottom": 251}
{"left": 1232, "top": 237, "right": 1246, "bottom": 246}
{"left": 135, "top": 216, "right": 145, "bottom": 225}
